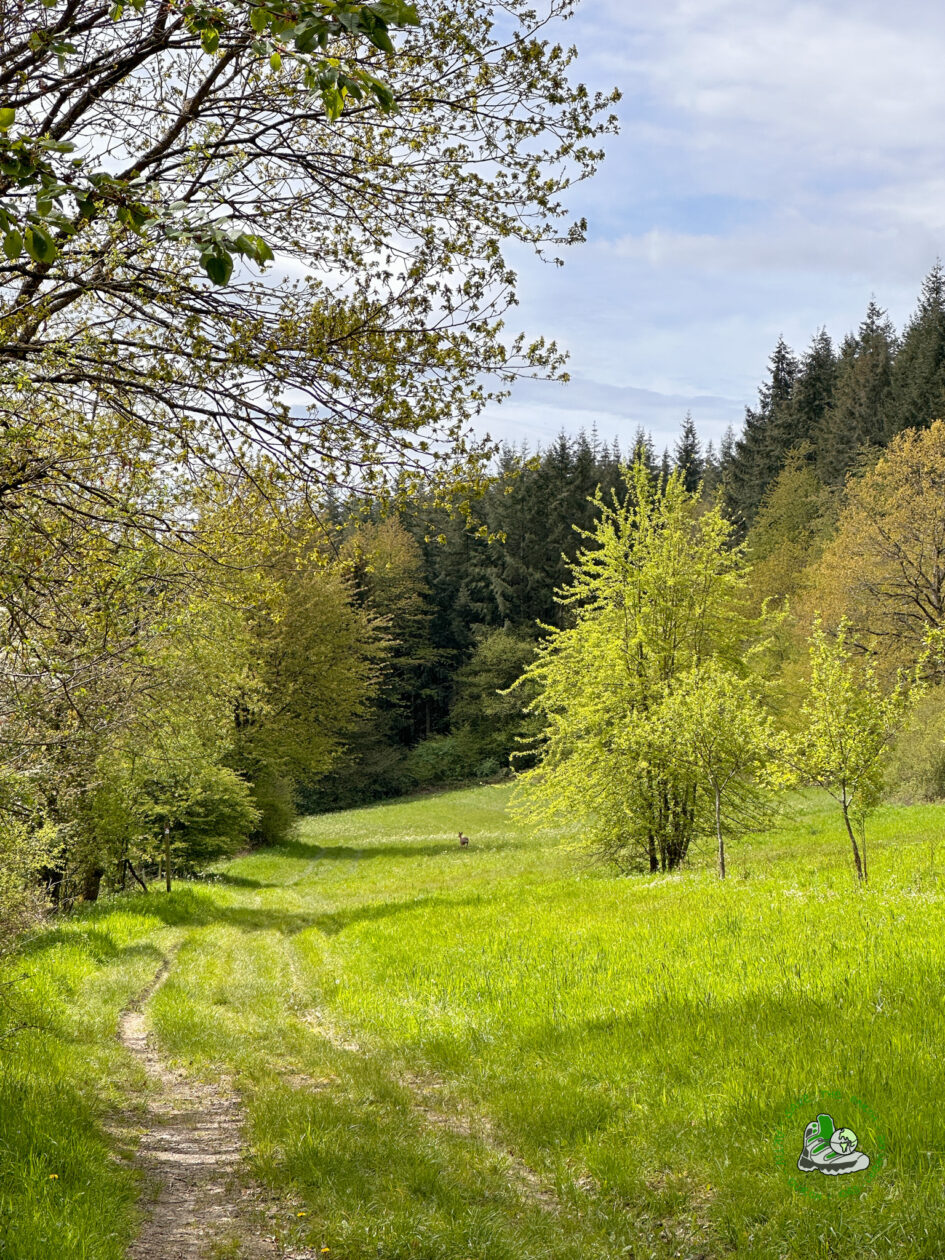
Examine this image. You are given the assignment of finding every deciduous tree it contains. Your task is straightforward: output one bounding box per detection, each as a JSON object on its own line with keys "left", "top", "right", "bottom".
{"left": 803, "top": 420, "right": 945, "bottom": 678}
{"left": 511, "top": 460, "right": 756, "bottom": 873}
{"left": 657, "top": 663, "right": 773, "bottom": 879}
{"left": 779, "top": 620, "right": 910, "bottom": 882}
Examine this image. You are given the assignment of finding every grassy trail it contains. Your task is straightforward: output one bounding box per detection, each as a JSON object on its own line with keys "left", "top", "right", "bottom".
{"left": 3, "top": 785, "right": 945, "bottom": 1258}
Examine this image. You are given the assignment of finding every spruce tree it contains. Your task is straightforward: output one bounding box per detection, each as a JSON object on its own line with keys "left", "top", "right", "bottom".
{"left": 790, "top": 328, "right": 838, "bottom": 452}
{"left": 702, "top": 440, "right": 720, "bottom": 496}
{"left": 818, "top": 302, "right": 897, "bottom": 484}
{"left": 719, "top": 425, "right": 736, "bottom": 471}
{"left": 726, "top": 336, "right": 799, "bottom": 526}
{"left": 630, "top": 426, "right": 657, "bottom": 477}
{"left": 673, "top": 412, "right": 704, "bottom": 493}
{"left": 893, "top": 262, "right": 945, "bottom": 435}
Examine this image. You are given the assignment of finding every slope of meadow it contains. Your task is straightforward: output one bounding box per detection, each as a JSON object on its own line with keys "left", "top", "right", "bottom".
{"left": 2, "top": 785, "right": 945, "bottom": 1258}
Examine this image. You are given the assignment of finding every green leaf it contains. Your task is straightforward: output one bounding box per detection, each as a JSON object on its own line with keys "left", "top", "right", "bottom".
{"left": 0, "top": 108, "right": 14, "bottom": 132}
{"left": 244, "top": 234, "right": 274, "bottom": 264}
{"left": 24, "top": 224, "right": 57, "bottom": 263}
{"left": 202, "top": 252, "right": 233, "bottom": 285}
{"left": 293, "top": 21, "right": 322, "bottom": 54}
{"left": 368, "top": 27, "right": 394, "bottom": 54}
{"left": 3, "top": 229, "right": 22, "bottom": 260}
{"left": 269, "top": 51, "right": 282, "bottom": 71}
{"left": 359, "top": 13, "right": 394, "bottom": 54}
{"left": 201, "top": 28, "right": 220, "bottom": 54}
{"left": 249, "top": 6, "right": 269, "bottom": 33}
{"left": 373, "top": 0, "right": 419, "bottom": 24}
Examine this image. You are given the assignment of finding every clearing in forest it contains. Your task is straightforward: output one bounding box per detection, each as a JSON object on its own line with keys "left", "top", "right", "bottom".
{"left": 2, "top": 783, "right": 945, "bottom": 1259}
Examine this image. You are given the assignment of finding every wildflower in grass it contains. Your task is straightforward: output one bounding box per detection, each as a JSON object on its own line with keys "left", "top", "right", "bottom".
{"left": 48, "top": 1174, "right": 58, "bottom": 1180}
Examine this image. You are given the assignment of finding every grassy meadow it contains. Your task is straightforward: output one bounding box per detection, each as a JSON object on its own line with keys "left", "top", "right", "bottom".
{"left": 2, "top": 784, "right": 945, "bottom": 1258}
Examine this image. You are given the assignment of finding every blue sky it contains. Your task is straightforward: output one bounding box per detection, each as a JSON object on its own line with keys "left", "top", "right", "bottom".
{"left": 476, "top": 0, "right": 945, "bottom": 455}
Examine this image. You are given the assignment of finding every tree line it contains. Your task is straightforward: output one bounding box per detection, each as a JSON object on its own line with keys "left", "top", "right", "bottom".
{"left": 312, "top": 263, "right": 945, "bottom": 887}
{"left": 4, "top": 0, "right": 944, "bottom": 925}
{"left": 0, "top": 0, "right": 616, "bottom": 937}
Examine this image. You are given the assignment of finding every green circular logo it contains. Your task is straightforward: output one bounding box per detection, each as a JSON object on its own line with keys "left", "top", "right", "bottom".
{"left": 773, "top": 1090, "right": 886, "bottom": 1199}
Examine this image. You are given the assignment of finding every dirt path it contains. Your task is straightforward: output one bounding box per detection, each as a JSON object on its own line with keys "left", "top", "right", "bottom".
{"left": 113, "top": 958, "right": 315, "bottom": 1260}
{"left": 116, "top": 947, "right": 579, "bottom": 1257}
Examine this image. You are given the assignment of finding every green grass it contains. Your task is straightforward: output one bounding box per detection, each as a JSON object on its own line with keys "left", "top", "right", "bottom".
{"left": 4, "top": 785, "right": 945, "bottom": 1257}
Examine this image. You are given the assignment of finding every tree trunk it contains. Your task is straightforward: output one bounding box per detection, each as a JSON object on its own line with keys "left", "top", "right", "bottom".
{"left": 125, "top": 859, "right": 149, "bottom": 893}
{"left": 40, "top": 865, "right": 65, "bottom": 906}
{"left": 81, "top": 866, "right": 103, "bottom": 902}
{"left": 164, "top": 823, "right": 172, "bottom": 892}
{"left": 647, "top": 833, "right": 658, "bottom": 872}
{"left": 715, "top": 787, "right": 725, "bottom": 880}
{"left": 841, "top": 803, "right": 865, "bottom": 881}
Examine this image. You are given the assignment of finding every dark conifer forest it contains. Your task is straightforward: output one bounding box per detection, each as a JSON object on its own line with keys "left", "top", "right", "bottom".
{"left": 308, "top": 263, "right": 945, "bottom": 809}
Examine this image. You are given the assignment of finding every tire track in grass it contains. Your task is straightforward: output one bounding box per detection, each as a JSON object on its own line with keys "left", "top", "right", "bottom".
{"left": 113, "top": 954, "right": 319, "bottom": 1260}
{"left": 287, "top": 944, "right": 578, "bottom": 1217}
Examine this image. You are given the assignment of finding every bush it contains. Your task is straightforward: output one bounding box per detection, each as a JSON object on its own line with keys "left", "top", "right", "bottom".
{"left": 249, "top": 770, "right": 296, "bottom": 847}
{"left": 404, "top": 735, "right": 474, "bottom": 787}
{"left": 0, "top": 816, "right": 59, "bottom": 945}
{"left": 139, "top": 762, "right": 261, "bottom": 873}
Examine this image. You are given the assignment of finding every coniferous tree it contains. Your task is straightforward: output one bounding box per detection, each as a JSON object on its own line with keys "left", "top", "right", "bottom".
{"left": 818, "top": 302, "right": 897, "bottom": 484}
{"left": 790, "top": 329, "right": 838, "bottom": 453}
{"left": 719, "top": 425, "right": 737, "bottom": 474}
{"left": 630, "top": 426, "right": 657, "bottom": 477}
{"left": 673, "top": 412, "right": 704, "bottom": 493}
{"left": 702, "top": 440, "right": 720, "bottom": 496}
{"left": 893, "top": 262, "right": 945, "bottom": 436}
{"left": 726, "top": 337, "right": 800, "bottom": 526}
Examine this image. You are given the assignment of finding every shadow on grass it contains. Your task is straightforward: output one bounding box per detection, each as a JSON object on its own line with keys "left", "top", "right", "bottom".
{"left": 14, "top": 885, "right": 494, "bottom": 946}
{"left": 271, "top": 837, "right": 517, "bottom": 863}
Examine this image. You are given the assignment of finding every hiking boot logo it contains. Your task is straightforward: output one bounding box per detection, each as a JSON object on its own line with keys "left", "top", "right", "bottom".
{"left": 797, "top": 1113, "right": 870, "bottom": 1175}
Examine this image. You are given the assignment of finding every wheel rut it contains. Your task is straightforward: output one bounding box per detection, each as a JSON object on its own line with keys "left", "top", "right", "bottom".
{"left": 113, "top": 956, "right": 317, "bottom": 1260}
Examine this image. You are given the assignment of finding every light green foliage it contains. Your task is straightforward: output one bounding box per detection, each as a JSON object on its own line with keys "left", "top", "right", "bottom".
{"left": 0, "top": 1, "right": 418, "bottom": 280}
{"left": 1, "top": 0, "right": 618, "bottom": 530}
{"left": 512, "top": 459, "right": 756, "bottom": 871}
{"left": 744, "top": 450, "right": 835, "bottom": 610}
{"left": 0, "top": 483, "right": 383, "bottom": 906}
{"left": 342, "top": 517, "right": 439, "bottom": 742}
{"left": 656, "top": 662, "right": 775, "bottom": 877}
{"left": 5, "top": 786, "right": 945, "bottom": 1257}
{"left": 78, "top": 591, "right": 262, "bottom": 882}
{"left": 0, "top": 811, "right": 60, "bottom": 946}
{"left": 780, "top": 619, "right": 912, "bottom": 879}
{"left": 232, "top": 548, "right": 384, "bottom": 843}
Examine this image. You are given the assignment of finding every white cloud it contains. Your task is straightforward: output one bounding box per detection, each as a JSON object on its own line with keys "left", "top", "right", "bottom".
{"left": 466, "top": 0, "right": 945, "bottom": 447}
